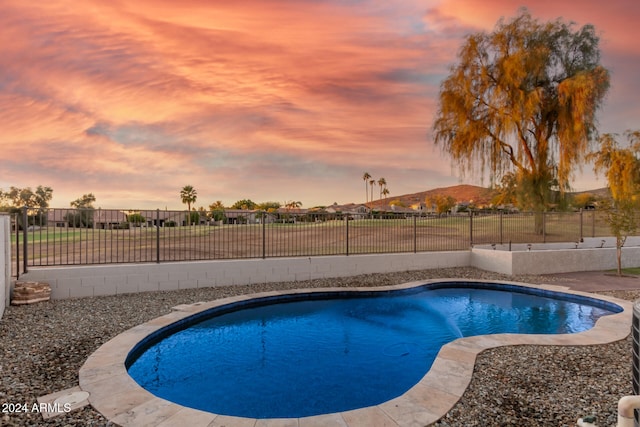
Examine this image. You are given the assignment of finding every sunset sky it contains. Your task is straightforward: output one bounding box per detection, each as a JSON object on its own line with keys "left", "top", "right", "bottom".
{"left": 1, "top": 0, "right": 639, "bottom": 209}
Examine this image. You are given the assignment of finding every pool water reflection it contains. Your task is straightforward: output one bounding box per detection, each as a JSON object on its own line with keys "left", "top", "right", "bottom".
{"left": 126, "top": 283, "right": 621, "bottom": 419}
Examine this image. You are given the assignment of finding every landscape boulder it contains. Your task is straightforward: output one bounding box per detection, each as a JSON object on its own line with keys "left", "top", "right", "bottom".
{"left": 11, "top": 281, "right": 51, "bottom": 305}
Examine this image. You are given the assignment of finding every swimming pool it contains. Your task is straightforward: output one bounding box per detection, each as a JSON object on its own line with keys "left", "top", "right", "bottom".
{"left": 78, "top": 279, "right": 631, "bottom": 426}
{"left": 124, "top": 281, "right": 622, "bottom": 419}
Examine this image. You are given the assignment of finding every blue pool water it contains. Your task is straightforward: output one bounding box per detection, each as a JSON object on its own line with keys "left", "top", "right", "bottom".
{"left": 126, "top": 282, "right": 621, "bottom": 419}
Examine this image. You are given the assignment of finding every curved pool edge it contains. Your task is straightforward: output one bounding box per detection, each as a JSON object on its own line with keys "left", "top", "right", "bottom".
{"left": 78, "top": 279, "right": 632, "bottom": 427}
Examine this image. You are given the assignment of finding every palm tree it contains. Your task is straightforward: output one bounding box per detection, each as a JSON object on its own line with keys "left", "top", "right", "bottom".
{"left": 180, "top": 185, "right": 197, "bottom": 225}
{"left": 369, "top": 179, "right": 375, "bottom": 204}
{"left": 382, "top": 187, "right": 390, "bottom": 199}
{"left": 362, "top": 172, "right": 371, "bottom": 203}
{"left": 377, "top": 177, "right": 387, "bottom": 200}
{"left": 285, "top": 200, "right": 302, "bottom": 210}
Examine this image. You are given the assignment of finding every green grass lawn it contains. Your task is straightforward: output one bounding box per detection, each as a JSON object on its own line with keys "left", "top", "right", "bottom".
{"left": 11, "top": 228, "right": 95, "bottom": 243}
{"left": 612, "top": 267, "right": 640, "bottom": 275}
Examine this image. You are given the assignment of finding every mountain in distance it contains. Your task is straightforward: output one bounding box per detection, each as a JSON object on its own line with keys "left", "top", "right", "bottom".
{"left": 365, "top": 184, "right": 496, "bottom": 209}
{"left": 363, "top": 184, "right": 610, "bottom": 210}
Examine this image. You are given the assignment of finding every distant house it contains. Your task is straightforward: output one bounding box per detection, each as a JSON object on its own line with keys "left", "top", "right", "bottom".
{"left": 139, "top": 210, "right": 219, "bottom": 227}
{"left": 275, "top": 207, "right": 308, "bottom": 216}
{"left": 453, "top": 201, "right": 470, "bottom": 213}
{"left": 94, "top": 209, "right": 128, "bottom": 229}
{"left": 386, "top": 205, "right": 417, "bottom": 215}
{"left": 325, "top": 203, "right": 370, "bottom": 219}
{"left": 138, "top": 210, "right": 186, "bottom": 227}
{"left": 410, "top": 202, "right": 426, "bottom": 212}
{"left": 47, "top": 209, "right": 73, "bottom": 228}
{"left": 496, "top": 204, "right": 519, "bottom": 213}
{"left": 273, "top": 207, "right": 309, "bottom": 223}
{"left": 46, "top": 208, "right": 127, "bottom": 229}
{"left": 224, "top": 209, "right": 260, "bottom": 224}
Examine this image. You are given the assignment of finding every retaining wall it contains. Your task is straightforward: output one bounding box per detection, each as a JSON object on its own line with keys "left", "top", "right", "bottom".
{"left": 18, "top": 236, "right": 640, "bottom": 301}
{"left": 472, "top": 237, "right": 640, "bottom": 275}
{"left": 20, "top": 252, "right": 470, "bottom": 300}
{"left": 1, "top": 214, "right": 10, "bottom": 317}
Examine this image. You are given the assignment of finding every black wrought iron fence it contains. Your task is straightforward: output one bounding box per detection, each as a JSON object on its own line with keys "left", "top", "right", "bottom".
{"left": 10, "top": 207, "right": 624, "bottom": 277}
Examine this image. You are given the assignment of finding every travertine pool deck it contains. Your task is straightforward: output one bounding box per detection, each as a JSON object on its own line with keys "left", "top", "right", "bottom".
{"left": 78, "top": 279, "right": 632, "bottom": 427}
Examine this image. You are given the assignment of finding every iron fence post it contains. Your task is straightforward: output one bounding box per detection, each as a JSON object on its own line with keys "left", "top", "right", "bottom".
{"left": 542, "top": 211, "right": 546, "bottom": 243}
{"left": 413, "top": 215, "right": 417, "bottom": 253}
{"left": 262, "top": 211, "right": 266, "bottom": 259}
{"left": 579, "top": 208, "right": 583, "bottom": 242}
{"left": 469, "top": 210, "right": 473, "bottom": 247}
{"left": 14, "top": 214, "right": 19, "bottom": 279}
{"left": 22, "top": 206, "right": 28, "bottom": 273}
{"left": 156, "top": 209, "right": 160, "bottom": 263}
{"left": 499, "top": 210, "right": 504, "bottom": 245}
{"left": 345, "top": 215, "right": 349, "bottom": 256}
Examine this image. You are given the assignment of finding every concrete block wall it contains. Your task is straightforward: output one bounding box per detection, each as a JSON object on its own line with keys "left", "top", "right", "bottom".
{"left": 470, "top": 248, "right": 514, "bottom": 275}
{"left": 509, "top": 246, "right": 640, "bottom": 275}
{"left": 478, "top": 236, "right": 640, "bottom": 252}
{"left": 0, "top": 214, "right": 10, "bottom": 317}
{"left": 20, "top": 251, "right": 471, "bottom": 300}
{"left": 471, "top": 244, "right": 640, "bottom": 275}
{"left": 17, "top": 238, "right": 640, "bottom": 301}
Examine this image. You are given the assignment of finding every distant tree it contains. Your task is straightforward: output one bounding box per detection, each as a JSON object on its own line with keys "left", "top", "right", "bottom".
{"left": 208, "top": 201, "right": 226, "bottom": 222}
{"left": 362, "top": 172, "right": 371, "bottom": 203}
{"left": 185, "top": 211, "right": 200, "bottom": 226}
{"left": 209, "top": 210, "right": 225, "bottom": 222}
{"left": 491, "top": 173, "right": 518, "bottom": 207}
{"left": 68, "top": 193, "right": 96, "bottom": 228}
{"left": 4, "top": 187, "right": 32, "bottom": 208}
{"left": 285, "top": 200, "right": 302, "bottom": 210}
{"left": 369, "top": 179, "right": 375, "bottom": 204}
{"left": 180, "top": 185, "right": 197, "bottom": 225}
{"left": 433, "top": 9, "right": 610, "bottom": 230}
{"left": 180, "top": 185, "right": 197, "bottom": 211}
{"left": 34, "top": 186, "right": 53, "bottom": 210}
{"left": 377, "top": 177, "right": 387, "bottom": 200}
{"left": 231, "top": 199, "right": 257, "bottom": 210}
{"left": 426, "top": 194, "right": 456, "bottom": 216}
{"left": 588, "top": 131, "right": 640, "bottom": 275}
{"left": 2, "top": 185, "right": 53, "bottom": 209}
{"left": 70, "top": 193, "right": 96, "bottom": 209}
{"left": 382, "top": 187, "right": 390, "bottom": 199}
{"left": 1, "top": 185, "right": 53, "bottom": 227}
{"left": 257, "top": 201, "right": 281, "bottom": 212}
{"left": 572, "top": 193, "right": 597, "bottom": 210}
{"left": 127, "top": 213, "right": 146, "bottom": 226}
{"left": 209, "top": 200, "right": 225, "bottom": 210}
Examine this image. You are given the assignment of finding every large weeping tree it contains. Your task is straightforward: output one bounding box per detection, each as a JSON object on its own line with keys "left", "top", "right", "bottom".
{"left": 433, "top": 9, "right": 610, "bottom": 230}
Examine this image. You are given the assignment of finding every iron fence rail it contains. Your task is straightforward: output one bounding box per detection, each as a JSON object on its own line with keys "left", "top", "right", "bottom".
{"left": 10, "top": 207, "right": 628, "bottom": 277}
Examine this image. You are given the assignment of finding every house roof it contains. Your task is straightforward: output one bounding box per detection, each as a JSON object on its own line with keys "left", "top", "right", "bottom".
{"left": 47, "top": 208, "right": 127, "bottom": 223}
{"left": 223, "top": 209, "right": 258, "bottom": 218}
{"left": 137, "top": 210, "right": 185, "bottom": 221}
{"left": 94, "top": 210, "right": 127, "bottom": 223}
{"left": 325, "top": 203, "right": 370, "bottom": 213}
{"left": 275, "top": 208, "right": 309, "bottom": 215}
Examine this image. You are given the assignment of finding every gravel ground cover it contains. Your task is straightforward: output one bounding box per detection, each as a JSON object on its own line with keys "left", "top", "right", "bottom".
{"left": 0, "top": 267, "right": 636, "bottom": 426}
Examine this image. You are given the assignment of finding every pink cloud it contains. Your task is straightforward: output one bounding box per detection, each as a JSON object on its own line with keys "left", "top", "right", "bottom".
{"left": 0, "top": 0, "right": 638, "bottom": 207}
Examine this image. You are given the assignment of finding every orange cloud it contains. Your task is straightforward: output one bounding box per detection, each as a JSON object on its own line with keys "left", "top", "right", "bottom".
{"left": 0, "top": 0, "right": 638, "bottom": 208}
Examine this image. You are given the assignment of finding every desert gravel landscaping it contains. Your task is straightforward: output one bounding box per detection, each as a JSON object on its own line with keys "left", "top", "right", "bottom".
{"left": 0, "top": 267, "right": 637, "bottom": 426}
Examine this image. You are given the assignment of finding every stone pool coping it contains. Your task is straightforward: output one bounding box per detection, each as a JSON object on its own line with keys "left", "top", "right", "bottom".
{"left": 78, "top": 279, "right": 632, "bottom": 427}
